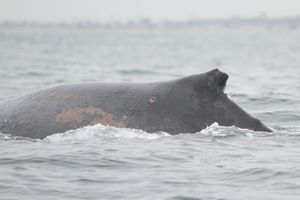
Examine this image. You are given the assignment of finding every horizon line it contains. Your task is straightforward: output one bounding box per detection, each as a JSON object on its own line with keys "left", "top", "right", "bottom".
{"left": 1, "top": 14, "right": 300, "bottom": 24}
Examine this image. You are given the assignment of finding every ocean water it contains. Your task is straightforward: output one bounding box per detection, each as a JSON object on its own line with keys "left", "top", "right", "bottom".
{"left": 0, "top": 24, "right": 300, "bottom": 200}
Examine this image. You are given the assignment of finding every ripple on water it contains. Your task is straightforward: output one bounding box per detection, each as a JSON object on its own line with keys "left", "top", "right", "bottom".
{"left": 1, "top": 123, "right": 300, "bottom": 200}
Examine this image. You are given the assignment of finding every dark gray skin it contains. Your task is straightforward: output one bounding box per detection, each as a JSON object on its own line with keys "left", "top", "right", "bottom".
{"left": 0, "top": 69, "right": 271, "bottom": 139}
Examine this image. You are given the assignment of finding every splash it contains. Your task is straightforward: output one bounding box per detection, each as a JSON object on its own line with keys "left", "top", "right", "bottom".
{"left": 1, "top": 122, "right": 277, "bottom": 142}
{"left": 197, "top": 122, "right": 273, "bottom": 138}
{"left": 0, "top": 132, "right": 11, "bottom": 140}
{"left": 0, "top": 132, "right": 34, "bottom": 141}
{"left": 45, "top": 124, "right": 170, "bottom": 142}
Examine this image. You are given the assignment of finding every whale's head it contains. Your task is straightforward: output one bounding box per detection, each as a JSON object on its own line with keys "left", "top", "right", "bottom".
{"left": 179, "top": 69, "right": 272, "bottom": 132}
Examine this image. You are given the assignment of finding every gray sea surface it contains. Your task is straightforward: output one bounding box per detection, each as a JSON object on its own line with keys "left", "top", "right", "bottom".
{"left": 0, "top": 24, "right": 300, "bottom": 200}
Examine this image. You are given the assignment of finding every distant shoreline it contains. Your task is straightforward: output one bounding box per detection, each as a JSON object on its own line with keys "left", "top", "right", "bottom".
{"left": 1, "top": 16, "right": 300, "bottom": 29}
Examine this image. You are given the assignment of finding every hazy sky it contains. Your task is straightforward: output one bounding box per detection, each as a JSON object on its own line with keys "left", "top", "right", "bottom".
{"left": 0, "top": 0, "right": 300, "bottom": 22}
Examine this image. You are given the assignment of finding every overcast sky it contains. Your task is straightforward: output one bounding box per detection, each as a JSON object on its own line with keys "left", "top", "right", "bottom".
{"left": 0, "top": 0, "right": 299, "bottom": 22}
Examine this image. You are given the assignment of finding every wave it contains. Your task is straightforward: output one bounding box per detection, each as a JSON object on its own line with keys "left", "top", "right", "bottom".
{"left": 197, "top": 122, "right": 275, "bottom": 138}
{"left": 1, "top": 122, "right": 299, "bottom": 142}
{"left": 45, "top": 124, "right": 171, "bottom": 142}
{"left": 46, "top": 122, "right": 276, "bottom": 142}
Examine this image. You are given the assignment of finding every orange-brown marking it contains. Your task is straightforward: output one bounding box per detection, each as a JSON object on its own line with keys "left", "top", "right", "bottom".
{"left": 55, "top": 106, "right": 126, "bottom": 128}
{"left": 149, "top": 96, "right": 156, "bottom": 104}
{"left": 58, "top": 93, "right": 78, "bottom": 101}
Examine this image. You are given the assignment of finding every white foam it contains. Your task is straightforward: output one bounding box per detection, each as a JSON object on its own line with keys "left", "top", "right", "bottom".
{"left": 197, "top": 122, "right": 264, "bottom": 138}
{"left": 1, "top": 122, "right": 276, "bottom": 142}
{"left": 199, "top": 122, "right": 228, "bottom": 137}
{"left": 45, "top": 124, "right": 170, "bottom": 142}
{"left": 0, "top": 132, "right": 11, "bottom": 140}
{"left": 226, "top": 93, "right": 231, "bottom": 99}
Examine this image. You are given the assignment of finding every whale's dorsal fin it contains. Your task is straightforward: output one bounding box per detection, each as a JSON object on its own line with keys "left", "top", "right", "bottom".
{"left": 207, "top": 69, "right": 229, "bottom": 91}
